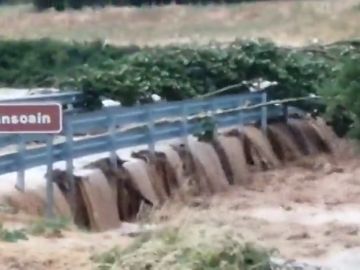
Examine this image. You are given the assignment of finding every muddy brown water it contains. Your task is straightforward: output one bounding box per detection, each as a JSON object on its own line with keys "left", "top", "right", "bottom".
{"left": 288, "top": 119, "right": 320, "bottom": 155}
{"left": 266, "top": 123, "right": 303, "bottom": 162}
{"left": 51, "top": 169, "right": 91, "bottom": 229}
{"left": 0, "top": 118, "right": 353, "bottom": 270}
{"left": 75, "top": 169, "right": 121, "bottom": 232}
{"left": 3, "top": 184, "right": 71, "bottom": 218}
{"left": 131, "top": 150, "right": 177, "bottom": 203}
{"left": 243, "top": 125, "right": 281, "bottom": 169}
{"left": 187, "top": 139, "right": 229, "bottom": 193}
{"left": 157, "top": 145, "right": 186, "bottom": 187}
{"left": 86, "top": 157, "right": 147, "bottom": 221}
{"left": 123, "top": 159, "right": 160, "bottom": 206}
{"left": 214, "top": 135, "right": 249, "bottom": 185}
{"left": 0, "top": 119, "right": 335, "bottom": 233}
{"left": 225, "top": 126, "right": 280, "bottom": 170}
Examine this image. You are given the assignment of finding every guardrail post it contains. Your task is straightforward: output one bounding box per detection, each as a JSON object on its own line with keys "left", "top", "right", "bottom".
{"left": 261, "top": 91, "right": 268, "bottom": 131}
{"left": 108, "top": 110, "right": 118, "bottom": 169}
{"left": 15, "top": 134, "right": 25, "bottom": 191}
{"left": 181, "top": 102, "right": 189, "bottom": 145}
{"left": 65, "top": 118, "right": 76, "bottom": 213}
{"left": 45, "top": 134, "right": 54, "bottom": 219}
{"left": 146, "top": 105, "right": 155, "bottom": 152}
{"left": 209, "top": 98, "right": 217, "bottom": 138}
{"left": 283, "top": 104, "right": 289, "bottom": 123}
{"left": 238, "top": 96, "right": 244, "bottom": 126}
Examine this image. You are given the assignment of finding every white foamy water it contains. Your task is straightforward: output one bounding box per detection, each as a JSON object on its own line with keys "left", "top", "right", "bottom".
{"left": 0, "top": 137, "right": 183, "bottom": 195}
{"left": 323, "top": 248, "right": 360, "bottom": 270}
{"left": 248, "top": 206, "right": 360, "bottom": 269}
{"left": 300, "top": 248, "right": 360, "bottom": 270}
{"left": 245, "top": 206, "right": 360, "bottom": 226}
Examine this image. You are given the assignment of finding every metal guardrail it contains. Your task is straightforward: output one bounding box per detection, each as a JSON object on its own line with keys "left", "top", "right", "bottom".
{"left": 0, "top": 92, "right": 265, "bottom": 171}
{"left": 0, "top": 91, "right": 83, "bottom": 105}
{"left": 0, "top": 90, "right": 307, "bottom": 217}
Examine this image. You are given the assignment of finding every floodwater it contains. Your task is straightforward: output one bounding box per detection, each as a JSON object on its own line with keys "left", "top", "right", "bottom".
{"left": 245, "top": 206, "right": 360, "bottom": 269}
{"left": 1, "top": 120, "right": 360, "bottom": 269}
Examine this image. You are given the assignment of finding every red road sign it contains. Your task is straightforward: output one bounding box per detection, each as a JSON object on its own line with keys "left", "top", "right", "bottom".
{"left": 0, "top": 103, "right": 62, "bottom": 134}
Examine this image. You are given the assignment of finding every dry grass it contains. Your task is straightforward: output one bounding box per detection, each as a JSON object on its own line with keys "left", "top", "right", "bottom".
{"left": 0, "top": 0, "right": 360, "bottom": 46}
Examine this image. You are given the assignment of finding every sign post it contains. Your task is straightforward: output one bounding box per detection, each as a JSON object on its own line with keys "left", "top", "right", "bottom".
{"left": 0, "top": 103, "right": 62, "bottom": 218}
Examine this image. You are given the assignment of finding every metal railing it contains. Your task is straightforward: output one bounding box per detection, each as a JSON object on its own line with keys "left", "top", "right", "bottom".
{"left": 0, "top": 90, "right": 82, "bottom": 105}
{"left": 0, "top": 90, "right": 310, "bottom": 217}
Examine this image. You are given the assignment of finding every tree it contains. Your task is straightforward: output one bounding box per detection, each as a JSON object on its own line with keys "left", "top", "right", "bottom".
{"left": 320, "top": 55, "right": 360, "bottom": 137}
{"left": 68, "top": 0, "right": 84, "bottom": 9}
{"left": 33, "top": 0, "right": 53, "bottom": 10}
{"left": 53, "top": 0, "right": 66, "bottom": 10}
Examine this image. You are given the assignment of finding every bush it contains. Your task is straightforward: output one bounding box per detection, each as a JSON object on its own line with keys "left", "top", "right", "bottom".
{"left": 27, "top": 217, "right": 71, "bottom": 236}
{"left": 68, "top": 0, "right": 84, "bottom": 9}
{"left": 319, "top": 55, "right": 360, "bottom": 137}
{"left": 0, "top": 224, "right": 28, "bottom": 243}
{"left": 53, "top": 0, "right": 66, "bottom": 10}
{"left": 33, "top": 0, "right": 53, "bottom": 10}
{"left": 2, "top": 38, "right": 360, "bottom": 136}
{"left": 0, "top": 39, "right": 139, "bottom": 87}
{"left": 194, "top": 116, "right": 216, "bottom": 142}
{"left": 64, "top": 40, "right": 334, "bottom": 108}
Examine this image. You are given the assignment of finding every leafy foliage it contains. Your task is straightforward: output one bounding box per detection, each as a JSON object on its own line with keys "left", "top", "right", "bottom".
{"left": 33, "top": 0, "right": 53, "bottom": 10}
{"left": 1, "top": 38, "right": 360, "bottom": 136}
{"left": 62, "top": 40, "right": 337, "bottom": 108}
{"left": 194, "top": 116, "right": 216, "bottom": 142}
{"left": 0, "top": 217, "right": 71, "bottom": 243}
{"left": 0, "top": 39, "right": 340, "bottom": 105}
{"left": 27, "top": 217, "right": 71, "bottom": 236}
{"left": 0, "top": 224, "right": 28, "bottom": 243}
{"left": 92, "top": 225, "right": 271, "bottom": 270}
{"left": 319, "top": 54, "right": 360, "bottom": 137}
{"left": 0, "top": 39, "right": 139, "bottom": 88}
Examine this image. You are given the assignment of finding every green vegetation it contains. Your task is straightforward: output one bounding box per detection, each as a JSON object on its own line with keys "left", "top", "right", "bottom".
{"left": 30, "top": 0, "right": 271, "bottom": 10}
{"left": 0, "top": 203, "right": 16, "bottom": 214}
{"left": 66, "top": 39, "right": 334, "bottom": 109}
{"left": 0, "top": 0, "right": 32, "bottom": 5}
{"left": 27, "top": 216, "right": 71, "bottom": 236}
{"left": 0, "top": 39, "right": 139, "bottom": 88}
{"left": 1, "top": 38, "right": 360, "bottom": 135}
{"left": 92, "top": 225, "right": 271, "bottom": 270}
{"left": 0, "top": 224, "right": 28, "bottom": 243}
{"left": 0, "top": 217, "right": 71, "bottom": 242}
{"left": 194, "top": 117, "right": 217, "bottom": 142}
{"left": 0, "top": 39, "right": 340, "bottom": 106}
{"left": 319, "top": 54, "right": 360, "bottom": 138}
